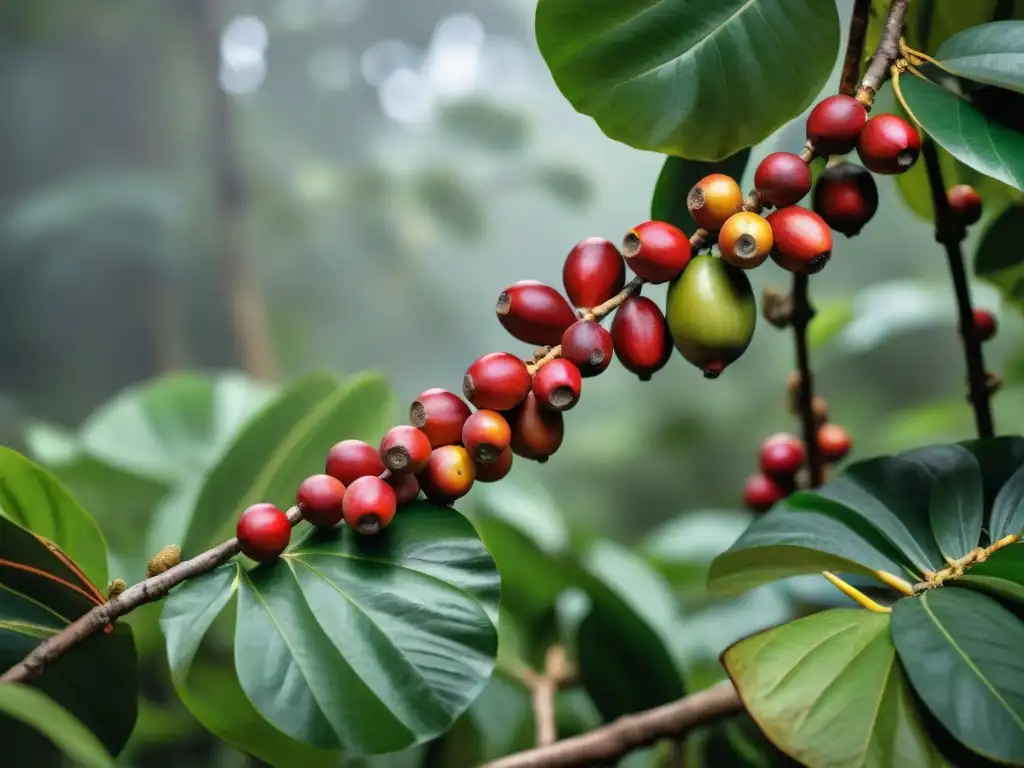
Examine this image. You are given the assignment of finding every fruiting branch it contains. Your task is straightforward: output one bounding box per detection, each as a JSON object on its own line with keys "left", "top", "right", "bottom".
{"left": 790, "top": 274, "right": 825, "bottom": 487}
{"left": 857, "top": 0, "right": 910, "bottom": 103}
{"left": 840, "top": 0, "right": 873, "bottom": 96}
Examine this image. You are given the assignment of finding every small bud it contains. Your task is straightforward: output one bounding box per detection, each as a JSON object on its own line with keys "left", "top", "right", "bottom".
{"left": 146, "top": 544, "right": 182, "bottom": 578}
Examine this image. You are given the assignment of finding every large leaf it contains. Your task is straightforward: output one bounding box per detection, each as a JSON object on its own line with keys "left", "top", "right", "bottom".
{"left": 961, "top": 436, "right": 1024, "bottom": 535}
{"left": 650, "top": 151, "right": 751, "bottom": 235}
{"left": 921, "top": 444, "right": 984, "bottom": 560}
{"left": 989, "top": 462, "right": 1024, "bottom": 539}
{"left": 936, "top": 21, "right": 1024, "bottom": 94}
{"left": 975, "top": 205, "right": 1024, "bottom": 316}
{"left": 724, "top": 609, "right": 947, "bottom": 768}
{"left": 892, "top": 588, "right": 1024, "bottom": 763}
{"left": 0, "top": 684, "right": 115, "bottom": 768}
{"left": 162, "top": 503, "right": 499, "bottom": 756}
{"left": 534, "top": 0, "right": 840, "bottom": 160}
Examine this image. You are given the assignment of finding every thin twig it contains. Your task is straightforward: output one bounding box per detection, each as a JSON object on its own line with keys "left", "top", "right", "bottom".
{"left": 841, "top": 0, "right": 873, "bottom": 96}
{"left": 791, "top": 274, "right": 825, "bottom": 487}
{"left": 857, "top": 0, "right": 911, "bottom": 104}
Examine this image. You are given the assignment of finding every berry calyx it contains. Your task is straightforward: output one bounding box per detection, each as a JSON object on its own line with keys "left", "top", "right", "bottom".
{"left": 418, "top": 445, "right": 476, "bottom": 504}
{"left": 237, "top": 503, "right": 291, "bottom": 562}
{"left": 948, "top": 185, "right": 983, "bottom": 226}
{"left": 475, "top": 446, "right": 513, "bottom": 483}
{"left": 462, "top": 410, "right": 512, "bottom": 464}
{"left": 621, "top": 221, "right": 692, "bottom": 284}
{"left": 754, "top": 152, "right": 812, "bottom": 208}
{"left": 325, "top": 439, "right": 386, "bottom": 486}
{"left": 743, "top": 473, "right": 789, "bottom": 513}
{"left": 379, "top": 425, "right": 432, "bottom": 474}
{"left": 817, "top": 423, "right": 852, "bottom": 463}
{"left": 972, "top": 308, "right": 997, "bottom": 342}
{"left": 410, "top": 388, "right": 471, "bottom": 448}
{"left": 766, "top": 206, "right": 834, "bottom": 274}
{"left": 532, "top": 358, "right": 582, "bottom": 412}
{"left": 388, "top": 472, "right": 421, "bottom": 505}
{"left": 718, "top": 212, "right": 774, "bottom": 269}
{"left": 561, "top": 320, "right": 613, "bottom": 378}
{"left": 806, "top": 94, "right": 867, "bottom": 155}
{"left": 297, "top": 474, "right": 346, "bottom": 527}
{"left": 342, "top": 475, "right": 397, "bottom": 535}
{"left": 687, "top": 174, "right": 745, "bottom": 232}
{"left": 610, "top": 296, "right": 672, "bottom": 381}
{"left": 759, "top": 433, "right": 806, "bottom": 477}
{"left": 496, "top": 280, "right": 577, "bottom": 346}
{"left": 812, "top": 161, "right": 878, "bottom": 237}
{"left": 464, "top": 352, "right": 532, "bottom": 411}
{"left": 509, "top": 392, "right": 564, "bottom": 462}
{"left": 562, "top": 237, "right": 626, "bottom": 310}
{"left": 856, "top": 114, "right": 920, "bottom": 174}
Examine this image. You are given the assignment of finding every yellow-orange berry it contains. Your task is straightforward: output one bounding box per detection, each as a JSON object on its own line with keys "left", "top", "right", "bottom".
{"left": 687, "top": 174, "right": 744, "bottom": 231}
{"left": 718, "top": 212, "right": 773, "bottom": 269}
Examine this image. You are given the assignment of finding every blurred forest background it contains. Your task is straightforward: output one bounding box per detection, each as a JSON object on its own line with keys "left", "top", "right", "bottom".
{"left": 2, "top": 0, "right": 1024, "bottom": 765}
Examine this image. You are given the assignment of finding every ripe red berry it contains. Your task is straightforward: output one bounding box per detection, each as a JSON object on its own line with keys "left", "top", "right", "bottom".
{"left": 462, "top": 410, "right": 512, "bottom": 464}
{"left": 562, "top": 237, "right": 626, "bottom": 309}
{"left": 948, "top": 185, "right": 983, "bottom": 226}
{"left": 610, "top": 296, "right": 672, "bottom": 381}
{"left": 410, "top": 388, "right": 471, "bottom": 448}
{"left": 621, "top": 221, "right": 692, "bottom": 284}
{"left": 759, "top": 433, "right": 806, "bottom": 477}
{"left": 766, "top": 206, "right": 834, "bottom": 274}
{"left": 856, "top": 114, "right": 920, "bottom": 174}
{"left": 509, "top": 392, "right": 564, "bottom": 463}
{"left": 972, "top": 308, "right": 997, "bottom": 342}
{"left": 687, "top": 174, "right": 744, "bottom": 231}
{"left": 475, "top": 446, "right": 513, "bottom": 483}
{"left": 388, "top": 472, "right": 421, "bottom": 505}
{"left": 532, "top": 358, "right": 582, "bottom": 412}
{"left": 812, "top": 161, "right": 878, "bottom": 237}
{"left": 496, "top": 281, "right": 577, "bottom": 346}
{"left": 743, "top": 473, "right": 789, "bottom": 513}
{"left": 463, "top": 352, "right": 532, "bottom": 411}
{"left": 806, "top": 94, "right": 867, "bottom": 155}
{"left": 297, "top": 474, "right": 347, "bottom": 527}
{"left": 325, "top": 439, "right": 385, "bottom": 486}
{"left": 379, "top": 425, "right": 432, "bottom": 474}
{"left": 418, "top": 445, "right": 476, "bottom": 504}
{"left": 817, "top": 423, "right": 852, "bottom": 463}
{"left": 561, "top": 320, "right": 613, "bottom": 378}
{"left": 342, "top": 475, "right": 397, "bottom": 535}
{"left": 718, "top": 212, "right": 774, "bottom": 269}
{"left": 754, "top": 152, "right": 813, "bottom": 208}
{"left": 237, "top": 503, "right": 291, "bottom": 561}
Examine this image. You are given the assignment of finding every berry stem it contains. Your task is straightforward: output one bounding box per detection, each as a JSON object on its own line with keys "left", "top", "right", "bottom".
{"left": 791, "top": 274, "right": 825, "bottom": 487}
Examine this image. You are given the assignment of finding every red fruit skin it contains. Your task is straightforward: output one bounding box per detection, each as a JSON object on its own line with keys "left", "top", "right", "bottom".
{"left": 462, "top": 410, "right": 512, "bottom": 464}
{"left": 610, "top": 296, "right": 672, "bottom": 381}
{"left": 621, "top": 221, "right": 692, "bottom": 283}
{"left": 496, "top": 281, "right": 577, "bottom": 346}
{"left": 754, "top": 152, "right": 813, "bottom": 208}
{"left": 532, "top": 358, "right": 582, "bottom": 412}
{"left": 342, "top": 476, "right": 397, "bottom": 535}
{"left": 508, "top": 392, "right": 564, "bottom": 462}
{"left": 743, "top": 473, "right": 789, "bottom": 513}
{"left": 817, "top": 424, "right": 852, "bottom": 463}
{"left": 325, "top": 440, "right": 386, "bottom": 486}
{"left": 388, "top": 472, "right": 421, "bottom": 505}
{"left": 409, "top": 389, "right": 471, "bottom": 448}
{"left": 463, "top": 353, "right": 532, "bottom": 411}
{"left": 973, "top": 308, "right": 997, "bottom": 342}
{"left": 766, "top": 206, "right": 834, "bottom": 274}
{"left": 297, "top": 474, "right": 347, "bottom": 527}
{"left": 812, "top": 161, "right": 879, "bottom": 237}
{"left": 475, "top": 446, "right": 513, "bottom": 483}
{"left": 806, "top": 94, "right": 867, "bottom": 155}
{"left": 856, "top": 114, "right": 921, "bottom": 174}
{"left": 562, "top": 237, "right": 626, "bottom": 309}
{"left": 759, "top": 433, "right": 806, "bottom": 477}
{"left": 237, "top": 503, "right": 292, "bottom": 561}
{"left": 561, "top": 320, "right": 613, "bottom": 378}
{"left": 948, "top": 185, "right": 983, "bottom": 226}
{"left": 379, "top": 425, "right": 432, "bottom": 474}
{"left": 418, "top": 445, "right": 476, "bottom": 504}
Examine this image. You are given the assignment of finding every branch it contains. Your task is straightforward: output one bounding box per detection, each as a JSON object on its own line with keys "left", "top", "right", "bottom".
{"left": 840, "top": 0, "right": 873, "bottom": 96}
{"left": 790, "top": 274, "right": 825, "bottom": 487}
{"left": 857, "top": 0, "right": 910, "bottom": 102}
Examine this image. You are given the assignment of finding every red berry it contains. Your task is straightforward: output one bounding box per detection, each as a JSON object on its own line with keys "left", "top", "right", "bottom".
{"left": 806, "top": 94, "right": 867, "bottom": 155}
{"left": 611, "top": 296, "right": 672, "bottom": 381}
{"left": 972, "top": 308, "right": 997, "bottom": 342}
{"left": 759, "top": 433, "right": 806, "bottom": 477}
{"left": 532, "top": 358, "right": 582, "bottom": 412}
{"left": 379, "top": 425, "right": 432, "bottom": 474}
{"left": 754, "top": 152, "right": 813, "bottom": 208}
{"left": 409, "top": 389, "right": 471, "bottom": 448}
{"left": 562, "top": 237, "right": 626, "bottom": 309}
{"left": 948, "top": 185, "right": 983, "bottom": 226}
{"left": 297, "top": 474, "right": 346, "bottom": 527}
{"left": 388, "top": 472, "right": 421, "bottom": 505}
{"left": 766, "top": 206, "right": 834, "bottom": 274}
{"left": 325, "top": 440, "right": 385, "bottom": 486}
{"left": 342, "top": 475, "right": 397, "bottom": 535}
{"left": 561, "top": 320, "right": 613, "bottom": 378}
{"left": 687, "top": 174, "right": 744, "bottom": 231}
{"left": 418, "top": 445, "right": 476, "bottom": 504}
{"left": 237, "top": 503, "right": 291, "bottom": 562}
{"left": 812, "top": 161, "right": 878, "bottom": 237}
{"left": 462, "top": 410, "right": 512, "bottom": 464}
{"left": 817, "top": 424, "right": 852, "bottom": 463}
{"left": 464, "top": 352, "right": 532, "bottom": 411}
{"left": 621, "top": 221, "right": 692, "bottom": 284}
{"left": 508, "top": 392, "right": 564, "bottom": 463}
{"left": 475, "top": 446, "right": 513, "bottom": 483}
{"left": 496, "top": 281, "right": 577, "bottom": 346}
{"left": 856, "top": 114, "right": 920, "bottom": 174}
{"left": 743, "top": 473, "right": 789, "bottom": 513}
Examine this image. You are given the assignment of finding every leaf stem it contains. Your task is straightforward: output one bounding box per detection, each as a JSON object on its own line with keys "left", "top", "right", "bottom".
{"left": 822, "top": 572, "right": 892, "bottom": 613}
{"left": 0, "top": 558, "right": 105, "bottom": 608}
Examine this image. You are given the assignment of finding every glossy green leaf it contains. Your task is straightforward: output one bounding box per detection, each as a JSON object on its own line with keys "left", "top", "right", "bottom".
{"left": 0, "top": 684, "right": 115, "bottom": 768}
{"left": 534, "top": 0, "right": 840, "bottom": 161}
{"left": 961, "top": 436, "right": 1024, "bottom": 533}
{"left": 650, "top": 151, "right": 751, "bottom": 235}
{"left": 990, "top": 462, "right": 1024, "bottom": 538}
{"left": 922, "top": 444, "right": 984, "bottom": 559}
{"left": 724, "top": 609, "right": 947, "bottom": 768}
{"left": 163, "top": 503, "right": 499, "bottom": 755}
{"left": 937, "top": 21, "right": 1024, "bottom": 94}
{"left": 892, "top": 588, "right": 1024, "bottom": 763}
{"left": 961, "top": 544, "right": 1024, "bottom": 604}
{"left": 0, "top": 447, "right": 108, "bottom": 587}
{"left": 975, "top": 205, "right": 1024, "bottom": 315}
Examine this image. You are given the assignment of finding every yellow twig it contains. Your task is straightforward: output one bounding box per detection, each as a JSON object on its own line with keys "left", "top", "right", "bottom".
{"left": 899, "top": 39, "right": 958, "bottom": 77}
{"left": 822, "top": 571, "right": 892, "bottom": 613}
{"left": 873, "top": 569, "right": 915, "bottom": 596}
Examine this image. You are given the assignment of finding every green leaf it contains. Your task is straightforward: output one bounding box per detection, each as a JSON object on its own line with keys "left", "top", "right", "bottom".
{"left": 163, "top": 503, "right": 499, "bottom": 756}
{"left": 961, "top": 544, "right": 1024, "bottom": 604}
{"left": 0, "top": 684, "right": 115, "bottom": 768}
{"left": 807, "top": 299, "right": 854, "bottom": 351}
{"left": 990, "top": 462, "right": 1024, "bottom": 538}
{"left": 0, "top": 447, "right": 108, "bottom": 588}
{"left": 936, "top": 21, "right": 1024, "bottom": 94}
{"left": 923, "top": 445, "right": 984, "bottom": 559}
{"left": 183, "top": 372, "right": 395, "bottom": 556}
{"left": 892, "top": 588, "right": 1024, "bottom": 763}
{"left": 534, "top": 0, "right": 840, "bottom": 161}
{"left": 961, "top": 436, "right": 1024, "bottom": 532}
{"left": 975, "top": 204, "right": 1024, "bottom": 312}
{"left": 724, "top": 609, "right": 947, "bottom": 768}
{"left": 650, "top": 151, "right": 751, "bottom": 235}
